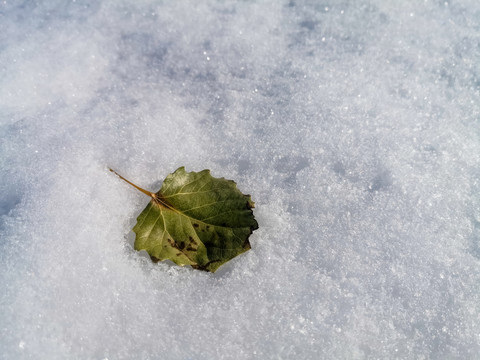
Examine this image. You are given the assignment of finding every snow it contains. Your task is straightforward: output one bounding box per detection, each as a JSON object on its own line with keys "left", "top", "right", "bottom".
{"left": 1, "top": 1, "right": 480, "bottom": 358}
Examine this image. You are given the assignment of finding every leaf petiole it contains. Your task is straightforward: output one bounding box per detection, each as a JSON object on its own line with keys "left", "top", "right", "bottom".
{"left": 109, "top": 168, "right": 156, "bottom": 199}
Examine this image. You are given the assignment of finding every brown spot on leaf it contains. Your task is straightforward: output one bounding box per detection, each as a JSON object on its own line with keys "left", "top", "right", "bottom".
{"left": 186, "top": 246, "right": 195, "bottom": 251}
{"left": 191, "top": 264, "right": 210, "bottom": 272}
{"left": 179, "top": 241, "right": 185, "bottom": 250}
{"left": 193, "top": 223, "right": 199, "bottom": 228}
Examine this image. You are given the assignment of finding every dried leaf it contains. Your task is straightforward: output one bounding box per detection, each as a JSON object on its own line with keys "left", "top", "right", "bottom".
{"left": 110, "top": 167, "right": 258, "bottom": 272}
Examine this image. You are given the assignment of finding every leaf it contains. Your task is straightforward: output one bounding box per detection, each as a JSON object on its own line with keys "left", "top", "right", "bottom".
{"left": 110, "top": 167, "right": 258, "bottom": 272}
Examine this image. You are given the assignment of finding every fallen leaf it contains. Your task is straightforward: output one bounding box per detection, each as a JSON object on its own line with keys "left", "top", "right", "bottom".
{"left": 110, "top": 167, "right": 258, "bottom": 272}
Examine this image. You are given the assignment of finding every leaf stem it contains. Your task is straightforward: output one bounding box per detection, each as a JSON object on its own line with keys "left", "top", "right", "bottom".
{"left": 109, "top": 168, "right": 156, "bottom": 199}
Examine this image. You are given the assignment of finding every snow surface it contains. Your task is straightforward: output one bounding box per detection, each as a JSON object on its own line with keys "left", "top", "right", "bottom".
{"left": 1, "top": 1, "right": 480, "bottom": 359}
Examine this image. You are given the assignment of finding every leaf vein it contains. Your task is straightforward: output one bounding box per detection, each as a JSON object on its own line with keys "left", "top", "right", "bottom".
{"left": 200, "top": 209, "right": 241, "bottom": 222}
{"left": 182, "top": 199, "right": 228, "bottom": 213}
{"left": 176, "top": 171, "right": 209, "bottom": 194}
{"left": 161, "top": 187, "right": 228, "bottom": 198}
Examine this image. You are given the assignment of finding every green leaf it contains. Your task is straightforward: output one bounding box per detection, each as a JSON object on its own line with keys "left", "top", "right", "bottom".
{"left": 110, "top": 167, "right": 258, "bottom": 272}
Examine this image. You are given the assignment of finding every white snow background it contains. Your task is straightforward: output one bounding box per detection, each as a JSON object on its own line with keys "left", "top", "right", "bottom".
{"left": 1, "top": 1, "right": 480, "bottom": 359}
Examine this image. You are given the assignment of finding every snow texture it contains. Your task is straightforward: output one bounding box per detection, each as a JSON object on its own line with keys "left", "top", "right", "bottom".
{"left": 1, "top": 1, "right": 480, "bottom": 359}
